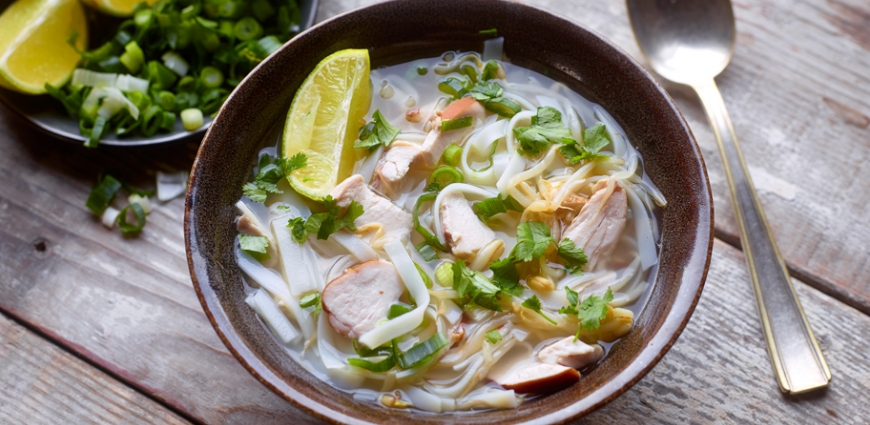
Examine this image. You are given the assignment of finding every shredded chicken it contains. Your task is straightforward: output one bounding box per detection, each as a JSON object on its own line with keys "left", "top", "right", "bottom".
{"left": 561, "top": 179, "right": 627, "bottom": 270}
{"left": 330, "top": 175, "right": 413, "bottom": 238}
{"left": 440, "top": 193, "right": 497, "bottom": 260}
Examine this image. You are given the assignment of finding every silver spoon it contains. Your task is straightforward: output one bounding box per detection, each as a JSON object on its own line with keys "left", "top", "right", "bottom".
{"left": 626, "top": 0, "right": 830, "bottom": 394}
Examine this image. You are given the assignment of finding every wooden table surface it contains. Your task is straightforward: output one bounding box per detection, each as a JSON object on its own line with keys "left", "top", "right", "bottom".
{"left": 1, "top": 0, "right": 868, "bottom": 423}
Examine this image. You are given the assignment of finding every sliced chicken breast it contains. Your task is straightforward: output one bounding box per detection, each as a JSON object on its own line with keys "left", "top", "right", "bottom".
{"left": 496, "top": 363, "right": 580, "bottom": 394}
{"left": 371, "top": 140, "right": 424, "bottom": 198}
{"left": 321, "top": 260, "right": 405, "bottom": 338}
{"left": 330, "top": 175, "right": 413, "bottom": 238}
{"left": 537, "top": 336, "right": 605, "bottom": 369}
{"left": 440, "top": 193, "right": 497, "bottom": 260}
{"left": 561, "top": 180, "right": 627, "bottom": 270}
{"left": 236, "top": 201, "right": 278, "bottom": 268}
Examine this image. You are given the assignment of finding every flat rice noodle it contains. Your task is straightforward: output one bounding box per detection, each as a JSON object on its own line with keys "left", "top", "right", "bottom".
{"left": 246, "top": 289, "right": 301, "bottom": 344}
{"left": 271, "top": 214, "right": 322, "bottom": 297}
{"left": 358, "top": 239, "right": 431, "bottom": 348}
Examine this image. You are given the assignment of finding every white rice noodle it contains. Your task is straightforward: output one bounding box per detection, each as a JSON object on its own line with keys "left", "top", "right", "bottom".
{"left": 611, "top": 281, "right": 647, "bottom": 307}
{"left": 326, "top": 255, "right": 358, "bottom": 282}
{"left": 358, "top": 239, "right": 431, "bottom": 348}
{"left": 456, "top": 388, "right": 520, "bottom": 410}
{"left": 317, "top": 312, "right": 353, "bottom": 369}
{"left": 595, "top": 106, "right": 628, "bottom": 159}
{"left": 562, "top": 101, "right": 583, "bottom": 141}
{"left": 439, "top": 299, "right": 464, "bottom": 326}
{"left": 460, "top": 119, "right": 508, "bottom": 186}
{"left": 235, "top": 243, "right": 315, "bottom": 339}
{"left": 482, "top": 37, "right": 504, "bottom": 61}
{"left": 624, "top": 185, "right": 658, "bottom": 270}
{"left": 501, "top": 91, "right": 536, "bottom": 112}
{"left": 505, "top": 145, "right": 559, "bottom": 206}
{"left": 431, "top": 184, "right": 498, "bottom": 246}
{"left": 245, "top": 289, "right": 301, "bottom": 345}
{"left": 396, "top": 132, "right": 427, "bottom": 144}
{"left": 330, "top": 232, "right": 378, "bottom": 263}
{"left": 357, "top": 145, "right": 384, "bottom": 184}
{"left": 551, "top": 161, "right": 596, "bottom": 206}
{"left": 405, "top": 386, "right": 448, "bottom": 413}
{"left": 270, "top": 214, "right": 322, "bottom": 297}
{"left": 236, "top": 201, "right": 271, "bottom": 238}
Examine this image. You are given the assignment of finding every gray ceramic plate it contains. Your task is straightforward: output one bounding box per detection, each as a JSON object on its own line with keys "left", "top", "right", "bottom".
{"left": 0, "top": 0, "right": 318, "bottom": 147}
{"left": 186, "top": 0, "right": 714, "bottom": 423}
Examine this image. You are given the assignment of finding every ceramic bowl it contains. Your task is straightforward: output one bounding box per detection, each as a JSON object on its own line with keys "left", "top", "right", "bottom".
{"left": 185, "top": 0, "right": 713, "bottom": 423}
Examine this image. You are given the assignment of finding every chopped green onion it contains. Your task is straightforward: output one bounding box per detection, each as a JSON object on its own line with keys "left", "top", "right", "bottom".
{"left": 415, "top": 263, "right": 433, "bottom": 288}
{"left": 348, "top": 356, "right": 395, "bottom": 373}
{"left": 256, "top": 35, "right": 283, "bottom": 57}
{"left": 215, "top": 0, "right": 244, "bottom": 18}
{"left": 176, "top": 75, "right": 196, "bottom": 92}
{"left": 181, "top": 108, "right": 204, "bottom": 131}
{"left": 299, "top": 292, "right": 321, "bottom": 315}
{"left": 86, "top": 116, "right": 107, "bottom": 148}
{"left": 86, "top": 175, "right": 122, "bottom": 215}
{"left": 460, "top": 63, "right": 478, "bottom": 83}
{"left": 134, "top": 9, "right": 153, "bottom": 28}
{"left": 441, "top": 144, "right": 462, "bottom": 166}
{"left": 251, "top": 0, "right": 275, "bottom": 21}
{"left": 160, "top": 111, "right": 177, "bottom": 131}
{"left": 141, "top": 105, "right": 163, "bottom": 137}
{"left": 485, "top": 329, "right": 502, "bottom": 344}
{"left": 435, "top": 261, "right": 453, "bottom": 287}
{"left": 416, "top": 66, "right": 428, "bottom": 76}
{"left": 161, "top": 51, "right": 189, "bottom": 76}
{"left": 388, "top": 303, "right": 413, "bottom": 319}
{"left": 146, "top": 61, "right": 177, "bottom": 90}
{"left": 234, "top": 17, "right": 263, "bottom": 41}
{"left": 479, "top": 28, "right": 497, "bottom": 35}
{"left": 118, "top": 202, "right": 147, "bottom": 235}
{"left": 202, "top": 31, "right": 220, "bottom": 51}
{"left": 119, "top": 41, "right": 145, "bottom": 73}
{"left": 396, "top": 333, "right": 449, "bottom": 369}
{"left": 484, "top": 97, "right": 522, "bottom": 118}
{"left": 200, "top": 66, "right": 224, "bottom": 88}
{"left": 415, "top": 242, "right": 438, "bottom": 262}
{"left": 437, "top": 76, "right": 471, "bottom": 99}
{"left": 157, "top": 91, "right": 176, "bottom": 110}
{"left": 412, "top": 193, "right": 447, "bottom": 252}
{"left": 441, "top": 116, "right": 473, "bottom": 132}
{"left": 481, "top": 60, "right": 499, "bottom": 81}
{"left": 428, "top": 166, "right": 464, "bottom": 188}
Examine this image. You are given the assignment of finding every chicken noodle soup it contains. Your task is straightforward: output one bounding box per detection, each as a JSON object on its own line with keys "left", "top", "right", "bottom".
{"left": 235, "top": 49, "right": 666, "bottom": 412}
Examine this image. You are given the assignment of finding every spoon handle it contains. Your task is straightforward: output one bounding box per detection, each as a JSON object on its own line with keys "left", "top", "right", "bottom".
{"left": 692, "top": 79, "right": 831, "bottom": 394}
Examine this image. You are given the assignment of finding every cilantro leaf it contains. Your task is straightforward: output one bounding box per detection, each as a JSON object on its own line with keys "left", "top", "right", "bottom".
{"left": 515, "top": 221, "right": 555, "bottom": 262}
{"left": 513, "top": 106, "right": 574, "bottom": 156}
{"left": 452, "top": 260, "right": 503, "bottom": 311}
{"left": 239, "top": 234, "right": 270, "bottom": 262}
{"left": 243, "top": 153, "right": 307, "bottom": 203}
{"left": 284, "top": 196, "right": 364, "bottom": 243}
{"left": 489, "top": 256, "right": 523, "bottom": 296}
{"left": 485, "top": 329, "right": 502, "bottom": 344}
{"left": 521, "top": 295, "right": 557, "bottom": 325}
{"left": 472, "top": 194, "right": 523, "bottom": 221}
{"left": 574, "top": 288, "right": 614, "bottom": 339}
{"left": 558, "top": 286, "right": 580, "bottom": 315}
{"left": 354, "top": 110, "right": 400, "bottom": 149}
{"left": 481, "top": 60, "right": 500, "bottom": 81}
{"left": 468, "top": 80, "right": 503, "bottom": 101}
{"left": 557, "top": 238, "right": 588, "bottom": 274}
{"left": 560, "top": 123, "right": 611, "bottom": 164}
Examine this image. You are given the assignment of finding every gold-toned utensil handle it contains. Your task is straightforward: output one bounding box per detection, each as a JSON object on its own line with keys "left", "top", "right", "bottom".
{"left": 692, "top": 79, "right": 831, "bottom": 394}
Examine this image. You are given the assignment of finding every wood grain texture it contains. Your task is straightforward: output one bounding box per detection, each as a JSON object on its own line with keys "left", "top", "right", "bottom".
{"left": 529, "top": 0, "right": 870, "bottom": 313}
{"left": 0, "top": 0, "right": 867, "bottom": 423}
{"left": 0, "top": 313, "right": 190, "bottom": 425}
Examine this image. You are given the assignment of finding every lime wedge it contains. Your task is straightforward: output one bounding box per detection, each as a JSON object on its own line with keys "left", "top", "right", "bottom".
{"left": 282, "top": 49, "right": 371, "bottom": 201}
{"left": 0, "top": 0, "right": 88, "bottom": 94}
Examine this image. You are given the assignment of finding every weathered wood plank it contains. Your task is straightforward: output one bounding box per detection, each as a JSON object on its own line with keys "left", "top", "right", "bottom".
{"left": 0, "top": 313, "right": 190, "bottom": 425}
{"left": 580, "top": 239, "right": 870, "bottom": 424}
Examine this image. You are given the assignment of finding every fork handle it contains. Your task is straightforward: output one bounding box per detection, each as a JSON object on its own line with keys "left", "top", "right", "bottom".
{"left": 692, "top": 79, "right": 831, "bottom": 394}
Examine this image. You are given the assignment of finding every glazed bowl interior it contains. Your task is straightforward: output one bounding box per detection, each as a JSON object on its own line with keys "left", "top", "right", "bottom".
{"left": 185, "top": 0, "right": 713, "bottom": 423}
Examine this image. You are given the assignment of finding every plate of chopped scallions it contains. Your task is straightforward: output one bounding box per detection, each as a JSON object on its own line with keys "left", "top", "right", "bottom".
{"left": 0, "top": 0, "right": 317, "bottom": 147}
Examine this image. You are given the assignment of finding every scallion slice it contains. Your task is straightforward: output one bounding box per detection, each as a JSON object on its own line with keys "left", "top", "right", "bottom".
{"left": 348, "top": 356, "right": 396, "bottom": 373}
{"left": 181, "top": 108, "right": 204, "bottom": 131}
{"left": 441, "top": 116, "right": 473, "bottom": 132}
{"left": 388, "top": 303, "right": 413, "bottom": 319}
{"left": 441, "top": 144, "right": 462, "bottom": 166}
{"left": 200, "top": 66, "right": 224, "bottom": 88}
{"left": 484, "top": 97, "right": 521, "bottom": 118}
{"left": 412, "top": 193, "right": 447, "bottom": 252}
{"left": 234, "top": 17, "right": 263, "bottom": 41}
{"left": 118, "top": 202, "right": 146, "bottom": 235}
{"left": 396, "top": 332, "right": 449, "bottom": 369}
{"left": 428, "top": 166, "right": 464, "bottom": 189}
{"left": 86, "top": 175, "right": 122, "bottom": 215}
{"left": 415, "top": 263, "right": 433, "bottom": 288}
{"left": 415, "top": 242, "right": 438, "bottom": 262}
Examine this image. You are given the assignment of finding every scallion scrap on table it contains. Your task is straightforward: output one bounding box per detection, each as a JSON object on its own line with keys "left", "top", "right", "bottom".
{"left": 47, "top": 0, "right": 303, "bottom": 147}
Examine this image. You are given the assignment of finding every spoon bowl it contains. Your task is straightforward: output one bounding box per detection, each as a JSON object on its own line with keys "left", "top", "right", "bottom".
{"left": 627, "top": 0, "right": 735, "bottom": 85}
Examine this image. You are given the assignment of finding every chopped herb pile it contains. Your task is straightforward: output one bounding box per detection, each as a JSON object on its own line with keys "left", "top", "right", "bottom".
{"left": 47, "top": 0, "right": 303, "bottom": 146}
{"left": 242, "top": 152, "right": 307, "bottom": 202}
{"left": 452, "top": 260, "right": 522, "bottom": 312}
{"left": 286, "top": 196, "right": 363, "bottom": 243}
{"left": 513, "top": 106, "right": 612, "bottom": 162}
{"left": 488, "top": 221, "right": 589, "bottom": 282}
{"left": 559, "top": 287, "right": 614, "bottom": 340}
{"left": 355, "top": 109, "right": 400, "bottom": 149}
{"left": 560, "top": 123, "right": 611, "bottom": 164}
